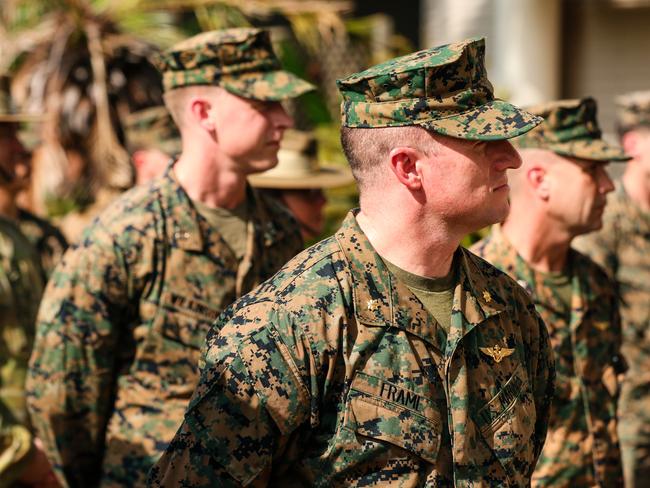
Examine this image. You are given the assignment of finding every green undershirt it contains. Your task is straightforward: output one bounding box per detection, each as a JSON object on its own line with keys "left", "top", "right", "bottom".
{"left": 192, "top": 199, "right": 249, "bottom": 258}
{"left": 383, "top": 256, "right": 458, "bottom": 335}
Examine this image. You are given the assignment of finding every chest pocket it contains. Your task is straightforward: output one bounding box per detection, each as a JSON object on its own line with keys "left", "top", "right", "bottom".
{"left": 159, "top": 291, "right": 222, "bottom": 349}
{"left": 345, "top": 372, "right": 442, "bottom": 465}
{"left": 475, "top": 365, "right": 537, "bottom": 471}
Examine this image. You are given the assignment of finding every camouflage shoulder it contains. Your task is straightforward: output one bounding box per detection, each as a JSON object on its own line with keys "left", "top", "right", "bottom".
{"left": 463, "top": 247, "right": 536, "bottom": 307}
{"left": 77, "top": 182, "right": 161, "bottom": 243}
{"left": 570, "top": 247, "right": 617, "bottom": 291}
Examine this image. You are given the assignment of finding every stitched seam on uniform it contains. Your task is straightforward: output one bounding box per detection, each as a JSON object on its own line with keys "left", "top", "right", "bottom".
{"left": 273, "top": 240, "right": 339, "bottom": 295}
{"left": 349, "top": 389, "right": 440, "bottom": 429}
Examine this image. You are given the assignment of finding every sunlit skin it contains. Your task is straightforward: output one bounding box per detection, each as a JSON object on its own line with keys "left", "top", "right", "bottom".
{"left": 621, "top": 127, "right": 650, "bottom": 211}
{"left": 356, "top": 132, "right": 522, "bottom": 278}
{"left": 132, "top": 148, "right": 171, "bottom": 185}
{"left": 545, "top": 156, "right": 615, "bottom": 235}
{"left": 173, "top": 87, "right": 293, "bottom": 209}
{"left": 502, "top": 148, "right": 615, "bottom": 272}
{"left": 279, "top": 188, "right": 327, "bottom": 241}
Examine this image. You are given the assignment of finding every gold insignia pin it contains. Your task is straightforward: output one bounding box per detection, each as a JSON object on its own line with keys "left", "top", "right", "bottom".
{"left": 482, "top": 290, "right": 492, "bottom": 303}
{"left": 594, "top": 321, "right": 609, "bottom": 331}
{"left": 367, "top": 299, "right": 379, "bottom": 311}
{"left": 480, "top": 343, "right": 515, "bottom": 363}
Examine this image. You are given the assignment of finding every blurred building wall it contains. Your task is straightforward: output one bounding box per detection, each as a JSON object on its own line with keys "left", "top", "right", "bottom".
{"left": 421, "top": 0, "right": 561, "bottom": 106}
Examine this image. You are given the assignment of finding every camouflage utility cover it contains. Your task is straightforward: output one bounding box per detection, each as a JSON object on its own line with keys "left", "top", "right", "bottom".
{"left": 573, "top": 184, "right": 650, "bottom": 485}
{"left": 157, "top": 27, "right": 314, "bottom": 100}
{"left": 124, "top": 105, "right": 181, "bottom": 156}
{"left": 16, "top": 208, "right": 68, "bottom": 280}
{"left": 26, "top": 165, "right": 302, "bottom": 487}
{"left": 0, "top": 217, "right": 43, "bottom": 483}
{"left": 616, "top": 90, "right": 650, "bottom": 133}
{"left": 336, "top": 37, "right": 542, "bottom": 140}
{"left": 150, "top": 211, "right": 555, "bottom": 487}
{"left": 473, "top": 226, "right": 624, "bottom": 487}
{"left": 513, "top": 98, "right": 630, "bottom": 162}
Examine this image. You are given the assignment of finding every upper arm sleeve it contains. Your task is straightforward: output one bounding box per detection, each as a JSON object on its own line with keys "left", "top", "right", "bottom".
{"left": 26, "top": 225, "right": 129, "bottom": 487}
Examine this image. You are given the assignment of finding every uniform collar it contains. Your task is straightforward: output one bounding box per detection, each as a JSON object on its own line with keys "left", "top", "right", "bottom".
{"left": 335, "top": 210, "right": 505, "bottom": 349}
{"left": 155, "top": 162, "right": 289, "bottom": 252}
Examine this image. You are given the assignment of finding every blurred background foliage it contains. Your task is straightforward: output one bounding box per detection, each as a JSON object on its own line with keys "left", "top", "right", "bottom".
{"left": 1, "top": 0, "right": 461, "bottom": 245}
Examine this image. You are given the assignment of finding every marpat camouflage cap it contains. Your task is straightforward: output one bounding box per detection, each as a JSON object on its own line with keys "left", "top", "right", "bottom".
{"left": 336, "top": 38, "right": 542, "bottom": 141}
{"left": 124, "top": 105, "right": 181, "bottom": 155}
{"left": 156, "top": 28, "right": 315, "bottom": 100}
{"left": 616, "top": 90, "right": 650, "bottom": 134}
{"left": 514, "top": 97, "right": 630, "bottom": 162}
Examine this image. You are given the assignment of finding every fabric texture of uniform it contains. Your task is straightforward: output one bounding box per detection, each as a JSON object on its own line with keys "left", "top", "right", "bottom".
{"left": 26, "top": 164, "right": 303, "bottom": 488}
{"left": 336, "top": 37, "right": 542, "bottom": 140}
{"left": 473, "top": 226, "right": 625, "bottom": 487}
{"left": 16, "top": 208, "right": 68, "bottom": 280}
{"left": 512, "top": 98, "right": 630, "bottom": 162}
{"left": 573, "top": 183, "right": 650, "bottom": 486}
{"left": 156, "top": 27, "right": 314, "bottom": 99}
{"left": 0, "top": 217, "right": 43, "bottom": 485}
{"left": 149, "top": 211, "right": 555, "bottom": 487}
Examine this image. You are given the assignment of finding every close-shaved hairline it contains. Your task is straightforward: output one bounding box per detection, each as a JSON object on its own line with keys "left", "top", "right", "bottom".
{"left": 163, "top": 85, "right": 224, "bottom": 128}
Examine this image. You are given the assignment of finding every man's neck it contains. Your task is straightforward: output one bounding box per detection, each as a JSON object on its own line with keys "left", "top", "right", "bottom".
{"left": 173, "top": 150, "right": 247, "bottom": 209}
{"left": 622, "top": 168, "right": 650, "bottom": 211}
{"left": 501, "top": 213, "right": 570, "bottom": 273}
{"left": 356, "top": 208, "right": 459, "bottom": 278}
{"left": 0, "top": 189, "right": 18, "bottom": 219}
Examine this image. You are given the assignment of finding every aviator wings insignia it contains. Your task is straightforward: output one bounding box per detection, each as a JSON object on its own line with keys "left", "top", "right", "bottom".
{"left": 480, "top": 343, "right": 515, "bottom": 363}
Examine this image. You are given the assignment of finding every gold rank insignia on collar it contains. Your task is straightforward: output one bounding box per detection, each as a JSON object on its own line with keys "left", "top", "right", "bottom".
{"left": 482, "top": 290, "right": 492, "bottom": 303}
{"left": 593, "top": 321, "right": 609, "bottom": 331}
{"left": 366, "top": 299, "right": 379, "bottom": 312}
{"left": 480, "top": 343, "right": 515, "bottom": 363}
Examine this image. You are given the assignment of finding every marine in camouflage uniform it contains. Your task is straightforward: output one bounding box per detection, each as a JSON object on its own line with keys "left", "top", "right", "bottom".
{"left": 0, "top": 76, "right": 68, "bottom": 280}
{"left": 150, "top": 37, "right": 555, "bottom": 487}
{"left": 26, "top": 28, "right": 313, "bottom": 488}
{"left": 573, "top": 91, "right": 650, "bottom": 486}
{"left": 473, "top": 98, "right": 628, "bottom": 486}
{"left": 0, "top": 216, "right": 46, "bottom": 485}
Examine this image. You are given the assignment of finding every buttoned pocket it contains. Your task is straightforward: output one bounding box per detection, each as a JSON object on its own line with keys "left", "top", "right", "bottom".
{"left": 475, "top": 366, "right": 537, "bottom": 471}
{"left": 345, "top": 372, "right": 442, "bottom": 464}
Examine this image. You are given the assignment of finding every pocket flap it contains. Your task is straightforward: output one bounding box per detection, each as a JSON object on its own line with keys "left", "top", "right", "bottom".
{"left": 348, "top": 381, "right": 442, "bottom": 465}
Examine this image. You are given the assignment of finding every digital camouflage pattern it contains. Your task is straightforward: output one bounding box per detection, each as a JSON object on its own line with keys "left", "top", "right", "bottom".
{"left": 336, "top": 38, "right": 542, "bottom": 140}
{"left": 573, "top": 183, "right": 650, "bottom": 486}
{"left": 150, "top": 211, "right": 555, "bottom": 487}
{"left": 616, "top": 90, "right": 650, "bottom": 133}
{"left": 156, "top": 28, "right": 314, "bottom": 100}
{"left": 473, "top": 226, "right": 625, "bottom": 487}
{"left": 16, "top": 208, "right": 68, "bottom": 280}
{"left": 0, "top": 217, "right": 43, "bottom": 485}
{"left": 512, "top": 98, "right": 630, "bottom": 162}
{"left": 124, "top": 105, "right": 181, "bottom": 156}
{"left": 26, "top": 164, "right": 303, "bottom": 488}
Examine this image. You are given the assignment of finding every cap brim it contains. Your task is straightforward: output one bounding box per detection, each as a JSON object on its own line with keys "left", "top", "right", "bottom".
{"left": 248, "top": 166, "right": 355, "bottom": 189}
{"left": 419, "top": 99, "right": 543, "bottom": 141}
{"left": 222, "top": 70, "right": 315, "bottom": 101}
{"left": 549, "top": 139, "right": 631, "bottom": 162}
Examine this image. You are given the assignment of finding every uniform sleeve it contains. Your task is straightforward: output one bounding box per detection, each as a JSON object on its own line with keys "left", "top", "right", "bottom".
{"left": 25, "top": 224, "right": 130, "bottom": 488}
{"left": 572, "top": 216, "right": 619, "bottom": 280}
{"left": 522, "top": 297, "right": 556, "bottom": 469}
{"left": 149, "top": 314, "right": 311, "bottom": 487}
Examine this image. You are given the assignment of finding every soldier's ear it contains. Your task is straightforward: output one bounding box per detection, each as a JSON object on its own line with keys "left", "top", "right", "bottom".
{"left": 189, "top": 98, "right": 215, "bottom": 132}
{"left": 388, "top": 146, "right": 423, "bottom": 191}
{"left": 528, "top": 166, "right": 550, "bottom": 200}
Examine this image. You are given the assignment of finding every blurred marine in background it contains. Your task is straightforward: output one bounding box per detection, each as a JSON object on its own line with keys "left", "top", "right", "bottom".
{"left": 574, "top": 91, "right": 650, "bottom": 487}
{"left": 0, "top": 77, "right": 67, "bottom": 280}
{"left": 249, "top": 129, "right": 354, "bottom": 242}
{"left": 473, "top": 98, "right": 628, "bottom": 487}
{"left": 26, "top": 27, "right": 312, "bottom": 488}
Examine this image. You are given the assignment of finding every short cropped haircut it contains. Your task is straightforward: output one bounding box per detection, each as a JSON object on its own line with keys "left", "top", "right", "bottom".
{"left": 340, "top": 125, "right": 439, "bottom": 191}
